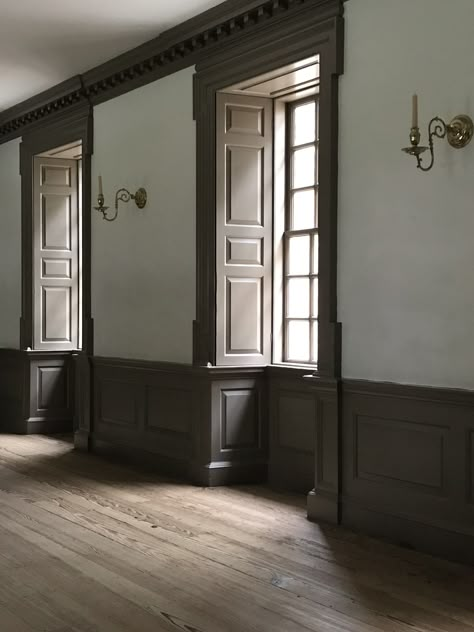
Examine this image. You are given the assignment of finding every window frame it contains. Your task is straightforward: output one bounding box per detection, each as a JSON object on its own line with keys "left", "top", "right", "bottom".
{"left": 282, "top": 95, "right": 320, "bottom": 366}
{"left": 193, "top": 8, "right": 343, "bottom": 378}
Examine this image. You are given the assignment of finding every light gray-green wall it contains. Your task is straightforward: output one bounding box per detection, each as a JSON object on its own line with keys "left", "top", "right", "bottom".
{"left": 0, "top": 138, "right": 21, "bottom": 348}
{"left": 339, "top": 0, "right": 474, "bottom": 389}
{"left": 92, "top": 67, "right": 196, "bottom": 363}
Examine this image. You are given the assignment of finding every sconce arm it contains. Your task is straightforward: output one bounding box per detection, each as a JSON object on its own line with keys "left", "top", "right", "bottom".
{"left": 115, "top": 188, "right": 133, "bottom": 210}
{"left": 415, "top": 117, "right": 447, "bottom": 172}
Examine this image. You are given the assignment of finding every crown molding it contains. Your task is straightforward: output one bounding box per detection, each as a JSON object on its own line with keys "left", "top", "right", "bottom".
{"left": 0, "top": 0, "right": 344, "bottom": 145}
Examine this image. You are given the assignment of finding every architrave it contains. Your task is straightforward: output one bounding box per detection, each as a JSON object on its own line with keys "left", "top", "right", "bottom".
{"left": 193, "top": 1, "right": 343, "bottom": 376}
{"left": 19, "top": 105, "right": 94, "bottom": 355}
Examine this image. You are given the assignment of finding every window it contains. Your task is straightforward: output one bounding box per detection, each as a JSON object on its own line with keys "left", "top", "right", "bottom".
{"left": 214, "top": 57, "right": 327, "bottom": 369}
{"left": 284, "top": 98, "right": 319, "bottom": 365}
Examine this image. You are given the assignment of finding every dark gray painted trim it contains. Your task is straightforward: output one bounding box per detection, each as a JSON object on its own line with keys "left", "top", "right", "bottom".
{"left": 0, "top": 349, "right": 74, "bottom": 434}
{"left": 0, "top": 0, "right": 344, "bottom": 144}
{"left": 19, "top": 106, "right": 93, "bottom": 355}
{"left": 193, "top": 5, "right": 343, "bottom": 373}
{"left": 344, "top": 378, "right": 474, "bottom": 406}
{"left": 341, "top": 377, "right": 474, "bottom": 566}
{"left": 78, "top": 356, "right": 268, "bottom": 487}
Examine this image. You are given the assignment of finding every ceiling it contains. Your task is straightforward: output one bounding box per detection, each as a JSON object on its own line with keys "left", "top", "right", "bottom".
{"left": 0, "top": 0, "right": 224, "bottom": 112}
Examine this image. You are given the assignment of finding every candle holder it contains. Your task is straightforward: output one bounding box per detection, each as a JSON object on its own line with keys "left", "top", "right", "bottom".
{"left": 94, "top": 186, "right": 147, "bottom": 222}
{"left": 402, "top": 114, "right": 473, "bottom": 172}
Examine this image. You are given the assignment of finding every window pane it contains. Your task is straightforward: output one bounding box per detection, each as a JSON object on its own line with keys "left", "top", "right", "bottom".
{"left": 293, "top": 101, "right": 316, "bottom": 146}
{"left": 312, "top": 234, "right": 319, "bottom": 274}
{"left": 287, "top": 278, "right": 310, "bottom": 318}
{"left": 288, "top": 235, "right": 310, "bottom": 275}
{"left": 312, "top": 279, "right": 319, "bottom": 318}
{"left": 292, "top": 146, "right": 315, "bottom": 189}
{"left": 287, "top": 320, "right": 310, "bottom": 362}
{"left": 311, "top": 321, "right": 319, "bottom": 364}
{"left": 292, "top": 189, "right": 315, "bottom": 230}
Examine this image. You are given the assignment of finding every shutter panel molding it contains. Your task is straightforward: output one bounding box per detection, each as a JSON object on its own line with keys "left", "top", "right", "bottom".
{"left": 216, "top": 92, "right": 273, "bottom": 366}
{"left": 33, "top": 156, "right": 79, "bottom": 351}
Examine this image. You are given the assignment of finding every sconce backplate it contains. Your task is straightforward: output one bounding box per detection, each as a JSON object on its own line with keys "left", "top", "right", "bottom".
{"left": 134, "top": 188, "right": 147, "bottom": 209}
{"left": 447, "top": 115, "right": 474, "bottom": 149}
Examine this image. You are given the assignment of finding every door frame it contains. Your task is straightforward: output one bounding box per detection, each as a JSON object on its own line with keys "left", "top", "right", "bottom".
{"left": 20, "top": 105, "right": 94, "bottom": 355}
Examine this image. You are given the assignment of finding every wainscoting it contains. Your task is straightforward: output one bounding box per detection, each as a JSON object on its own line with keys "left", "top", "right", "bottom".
{"left": 341, "top": 380, "right": 474, "bottom": 565}
{"left": 0, "top": 349, "right": 74, "bottom": 433}
{"left": 80, "top": 357, "right": 269, "bottom": 486}
{"left": 2, "top": 349, "right": 474, "bottom": 563}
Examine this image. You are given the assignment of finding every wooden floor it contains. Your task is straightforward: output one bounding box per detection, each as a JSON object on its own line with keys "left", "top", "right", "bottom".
{"left": 0, "top": 437, "right": 472, "bottom": 632}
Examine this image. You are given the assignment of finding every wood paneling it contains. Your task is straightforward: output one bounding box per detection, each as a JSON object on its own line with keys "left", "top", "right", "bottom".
{"left": 99, "top": 380, "right": 138, "bottom": 428}
{"left": 221, "top": 387, "right": 259, "bottom": 450}
{"left": 145, "top": 386, "right": 191, "bottom": 435}
{"left": 267, "top": 368, "right": 339, "bottom": 520}
{"left": 355, "top": 414, "right": 446, "bottom": 494}
{"left": 342, "top": 380, "right": 474, "bottom": 564}
{"left": 216, "top": 92, "right": 273, "bottom": 366}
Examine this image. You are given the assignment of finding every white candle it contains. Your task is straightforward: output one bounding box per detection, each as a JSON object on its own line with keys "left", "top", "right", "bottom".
{"left": 412, "top": 94, "right": 418, "bottom": 128}
{"left": 98, "top": 175, "right": 103, "bottom": 196}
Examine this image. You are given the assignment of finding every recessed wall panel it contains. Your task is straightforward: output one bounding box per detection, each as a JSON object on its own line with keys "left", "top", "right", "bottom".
{"left": 41, "top": 194, "right": 71, "bottom": 251}
{"left": 226, "top": 277, "right": 262, "bottom": 355}
{"left": 221, "top": 388, "right": 259, "bottom": 450}
{"left": 356, "top": 415, "right": 445, "bottom": 492}
{"left": 226, "top": 146, "right": 263, "bottom": 226}
{"left": 226, "top": 237, "right": 262, "bottom": 266}
{"left": 278, "top": 392, "right": 316, "bottom": 453}
{"left": 42, "top": 287, "right": 71, "bottom": 342}
{"left": 226, "top": 104, "right": 264, "bottom": 136}
{"left": 42, "top": 259, "right": 71, "bottom": 279}
{"left": 41, "top": 165, "right": 71, "bottom": 186}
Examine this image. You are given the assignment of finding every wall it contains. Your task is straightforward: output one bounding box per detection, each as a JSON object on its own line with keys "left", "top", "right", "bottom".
{"left": 339, "top": 0, "right": 474, "bottom": 389}
{"left": 92, "top": 67, "right": 196, "bottom": 363}
{"left": 0, "top": 138, "right": 21, "bottom": 349}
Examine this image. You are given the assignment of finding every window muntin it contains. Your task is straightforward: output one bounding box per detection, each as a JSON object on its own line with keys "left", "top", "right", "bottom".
{"left": 283, "top": 97, "right": 319, "bottom": 365}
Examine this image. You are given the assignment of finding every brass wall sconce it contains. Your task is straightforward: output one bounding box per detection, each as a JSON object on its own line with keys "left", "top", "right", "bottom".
{"left": 94, "top": 176, "right": 147, "bottom": 222}
{"left": 402, "top": 94, "right": 473, "bottom": 172}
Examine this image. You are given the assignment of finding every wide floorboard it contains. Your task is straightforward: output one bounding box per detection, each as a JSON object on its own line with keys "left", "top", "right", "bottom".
{"left": 0, "top": 435, "right": 472, "bottom": 631}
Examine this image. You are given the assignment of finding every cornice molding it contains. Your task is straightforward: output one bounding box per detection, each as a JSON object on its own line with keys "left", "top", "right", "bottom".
{"left": 0, "top": 0, "right": 343, "bottom": 144}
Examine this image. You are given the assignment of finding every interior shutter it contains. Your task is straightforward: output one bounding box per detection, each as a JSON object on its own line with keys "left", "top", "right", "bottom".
{"left": 216, "top": 92, "right": 273, "bottom": 366}
{"left": 33, "top": 156, "right": 79, "bottom": 351}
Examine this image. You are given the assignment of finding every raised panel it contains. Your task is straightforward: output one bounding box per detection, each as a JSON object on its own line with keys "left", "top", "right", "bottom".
{"left": 41, "top": 165, "right": 71, "bottom": 186}
{"left": 42, "top": 287, "right": 71, "bottom": 342}
{"left": 226, "top": 238, "right": 262, "bottom": 266}
{"left": 226, "top": 277, "right": 262, "bottom": 354}
{"left": 38, "top": 366, "right": 68, "bottom": 410}
{"left": 221, "top": 388, "right": 259, "bottom": 449}
{"left": 145, "top": 387, "right": 191, "bottom": 434}
{"left": 278, "top": 392, "right": 316, "bottom": 453}
{"left": 41, "top": 194, "right": 71, "bottom": 250}
{"left": 226, "top": 104, "right": 264, "bottom": 136}
{"left": 42, "top": 258, "right": 71, "bottom": 279}
{"left": 226, "top": 146, "right": 263, "bottom": 226}
{"left": 356, "top": 415, "right": 446, "bottom": 492}
{"left": 99, "top": 380, "right": 137, "bottom": 427}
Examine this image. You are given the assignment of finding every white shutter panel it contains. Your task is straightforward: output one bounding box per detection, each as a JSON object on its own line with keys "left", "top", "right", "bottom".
{"left": 216, "top": 93, "right": 273, "bottom": 366}
{"left": 33, "top": 156, "right": 79, "bottom": 351}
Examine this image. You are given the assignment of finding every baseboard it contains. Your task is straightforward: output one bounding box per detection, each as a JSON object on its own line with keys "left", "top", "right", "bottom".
{"left": 307, "top": 489, "right": 340, "bottom": 524}
{"left": 343, "top": 498, "right": 474, "bottom": 566}
{"left": 74, "top": 429, "right": 91, "bottom": 451}
{"left": 191, "top": 461, "right": 267, "bottom": 487}
{"left": 91, "top": 436, "right": 189, "bottom": 481}
{"left": 25, "top": 418, "right": 73, "bottom": 434}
